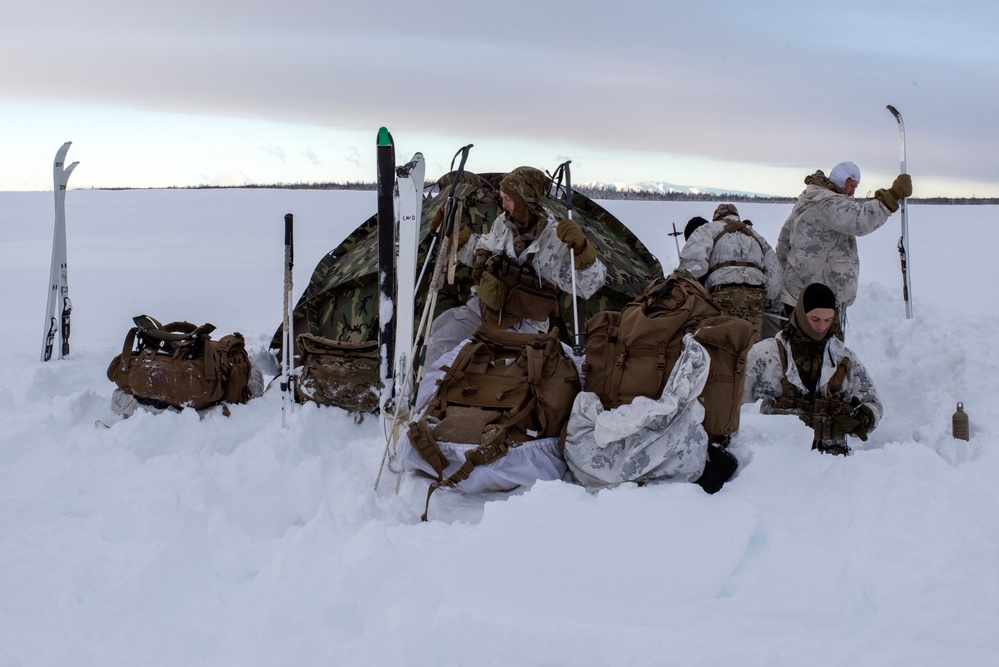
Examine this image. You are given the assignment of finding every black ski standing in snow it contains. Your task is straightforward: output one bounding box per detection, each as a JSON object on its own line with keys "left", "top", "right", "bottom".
{"left": 41, "top": 141, "right": 79, "bottom": 361}
{"left": 377, "top": 128, "right": 397, "bottom": 402}
{"left": 281, "top": 213, "right": 295, "bottom": 427}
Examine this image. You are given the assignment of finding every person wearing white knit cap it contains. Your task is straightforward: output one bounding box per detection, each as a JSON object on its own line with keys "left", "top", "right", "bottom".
{"left": 774, "top": 161, "right": 912, "bottom": 333}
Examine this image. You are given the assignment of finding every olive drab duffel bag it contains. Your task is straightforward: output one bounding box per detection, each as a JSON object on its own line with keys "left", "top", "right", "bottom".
{"left": 582, "top": 271, "right": 755, "bottom": 442}
{"left": 107, "top": 315, "right": 252, "bottom": 410}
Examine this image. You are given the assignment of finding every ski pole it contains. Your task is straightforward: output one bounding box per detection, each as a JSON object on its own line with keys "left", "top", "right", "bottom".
{"left": 669, "top": 222, "right": 683, "bottom": 260}
{"left": 281, "top": 213, "right": 294, "bottom": 427}
{"left": 412, "top": 143, "right": 472, "bottom": 384}
{"left": 887, "top": 104, "right": 913, "bottom": 319}
{"left": 557, "top": 160, "right": 584, "bottom": 356}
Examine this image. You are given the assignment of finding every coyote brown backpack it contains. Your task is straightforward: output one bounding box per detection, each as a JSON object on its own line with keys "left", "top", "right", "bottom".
{"left": 583, "top": 272, "right": 755, "bottom": 441}
{"left": 294, "top": 334, "right": 381, "bottom": 413}
{"left": 107, "top": 315, "right": 252, "bottom": 411}
{"left": 407, "top": 326, "right": 581, "bottom": 519}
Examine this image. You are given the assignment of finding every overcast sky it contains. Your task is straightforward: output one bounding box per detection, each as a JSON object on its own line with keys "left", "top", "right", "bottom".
{"left": 2, "top": 0, "right": 997, "bottom": 197}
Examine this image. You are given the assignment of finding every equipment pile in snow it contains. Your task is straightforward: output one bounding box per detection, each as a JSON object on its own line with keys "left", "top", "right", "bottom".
{"left": 270, "top": 167, "right": 663, "bottom": 413}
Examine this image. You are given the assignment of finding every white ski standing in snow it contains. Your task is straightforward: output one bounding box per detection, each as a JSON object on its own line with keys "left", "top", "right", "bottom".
{"left": 392, "top": 153, "right": 424, "bottom": 410}
{"left": 887, "top": 104, "right": 913, "bottom": 319}
{"left": 41, "top": 141, "right": 79, "bottom": 361}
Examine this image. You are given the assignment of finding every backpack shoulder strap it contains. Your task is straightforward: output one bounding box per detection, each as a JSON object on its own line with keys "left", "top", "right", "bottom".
{"left": 708, "top": 220, "right": 766, "bottom": 275}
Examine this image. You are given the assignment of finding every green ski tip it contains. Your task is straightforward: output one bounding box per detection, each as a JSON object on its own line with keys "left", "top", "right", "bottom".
{"left": 377, "top": 127, "right": 391, "bottom": 146}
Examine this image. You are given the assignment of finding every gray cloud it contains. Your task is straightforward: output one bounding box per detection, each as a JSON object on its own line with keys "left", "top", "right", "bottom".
{"left": 3, "top": 0, "right": 997, "bottom": 194}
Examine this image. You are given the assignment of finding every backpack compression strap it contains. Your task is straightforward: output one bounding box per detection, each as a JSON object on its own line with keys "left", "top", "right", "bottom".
{"left": 707, "top": 220, "right": 766, "bottom": 276}
{"left": 118, "top": 316, "right": 218, "bottom": 378}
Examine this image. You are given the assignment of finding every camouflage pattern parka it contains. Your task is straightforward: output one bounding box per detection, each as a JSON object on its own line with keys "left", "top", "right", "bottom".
{"left": 776, "top": 172, "right": 892, "bottom": 309}
{"left": 742, "top": 331, "right": 883, "bottom": 429}
{"left": 458, "top": 209, "right": 608, "bottom": 302}
{"left": 678, "top": 212, "right": 782, "bottom": 303}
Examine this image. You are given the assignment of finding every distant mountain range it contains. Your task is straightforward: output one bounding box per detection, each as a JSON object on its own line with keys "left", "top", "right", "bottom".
{"left": 577, "top": 180, "right": 772, "bottom": 198}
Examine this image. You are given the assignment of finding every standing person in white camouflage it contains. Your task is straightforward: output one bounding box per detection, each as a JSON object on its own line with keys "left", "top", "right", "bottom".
{"left": 775, "top": 161, "right": 912, "bottom": 329}
{"left": 424, "top": 166, "right": 607, "bottom": 368}
{"left": 742, "top": 283, "right": 883, "bottom": 456}
{"left": 677, "top": 203, "right": 782, "bottom": 342}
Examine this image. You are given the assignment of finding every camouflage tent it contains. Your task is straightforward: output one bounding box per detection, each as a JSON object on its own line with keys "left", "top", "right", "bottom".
{"left": 270, "top": 168, "right": 663, "bottom": 393}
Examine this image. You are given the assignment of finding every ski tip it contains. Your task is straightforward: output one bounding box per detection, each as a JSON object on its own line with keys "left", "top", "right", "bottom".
{"left": 377, "top": 127, "right": 391, "bottom": 146}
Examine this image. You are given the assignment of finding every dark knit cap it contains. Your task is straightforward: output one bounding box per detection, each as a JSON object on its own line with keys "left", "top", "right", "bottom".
{"left": 684, "top": 216, "right": 710, "bottom": 240}
{"left": 802, "top": 283, "right": 837, "bottom": 312}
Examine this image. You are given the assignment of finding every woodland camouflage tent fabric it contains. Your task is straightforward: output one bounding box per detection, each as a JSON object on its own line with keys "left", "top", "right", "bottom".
{"left": 270, "top": 168, "right": 663, "bottom": 386}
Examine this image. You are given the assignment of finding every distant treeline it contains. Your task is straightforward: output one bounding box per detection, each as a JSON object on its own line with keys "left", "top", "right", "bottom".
{"left": 113, "top": 182, "right": 998, "bottom": 205}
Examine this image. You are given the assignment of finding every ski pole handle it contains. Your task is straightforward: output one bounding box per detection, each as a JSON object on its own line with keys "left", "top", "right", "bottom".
{"left": 442, "top": 144, "right": 473, "bottom": 237}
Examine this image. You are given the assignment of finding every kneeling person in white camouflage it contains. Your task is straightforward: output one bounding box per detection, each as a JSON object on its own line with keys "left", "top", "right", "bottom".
{"left": 678, "top": 203, "right": 781, "bottom": 342}
{"left": 742, "top": 283, "right": 883, "bottom": 455}
{"left": 424, "top": 166, "right": 607, "bottom": 367}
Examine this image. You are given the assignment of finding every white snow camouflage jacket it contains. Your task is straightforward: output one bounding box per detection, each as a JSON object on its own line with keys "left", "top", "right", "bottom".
{"left": 564, "top": 334, "right": 710, "bottom": 489}
{"left": 741, "top": 332, "right": 883, "bottom": 429}
{"left": 776, "top": 180, "right": 892, "bottom": 309}
{"left": 678, "top": 214, "right": 782, "bottom": 303}
{"left": 458, "top": 209, "right": 607, "bottom": 301}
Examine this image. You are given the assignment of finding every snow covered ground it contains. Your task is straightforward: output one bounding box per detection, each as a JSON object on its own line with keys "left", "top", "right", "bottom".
{"left": 1, "top": 188, "right": 996, "bottom": 667}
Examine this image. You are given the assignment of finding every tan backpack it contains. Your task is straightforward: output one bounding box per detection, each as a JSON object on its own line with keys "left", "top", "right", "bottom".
{"left": 583, "top": 272, "right": 754, "bottom": 440}
{"left": 107, "top": 315, "right": 252, "bottom": 411}
{"left": 407, "top": 326, "right": 581, "bottom": 519}
{"left": 294, "top": 334, "right": 381, "bottom": 413}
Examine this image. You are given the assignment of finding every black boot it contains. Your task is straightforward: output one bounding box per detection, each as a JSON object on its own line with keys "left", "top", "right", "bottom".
{"left": 695, "top": 444, "right": 738, "bottom": 494}
{"left": 812, "top": 439, "right": 851, "bottom": 456}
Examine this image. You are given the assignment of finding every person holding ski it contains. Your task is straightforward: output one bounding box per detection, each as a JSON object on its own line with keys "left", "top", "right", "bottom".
{"left": 775, "top": 161, "right": 912, "bottom": 330}
{"left": 424, "top": 166, "right": 607, "bottom": 367}
{"left": 742, "top": 282, "right": 883, "bottom": 455}
{"left": 677, "top": 203, "right": 781, "bottom": 341}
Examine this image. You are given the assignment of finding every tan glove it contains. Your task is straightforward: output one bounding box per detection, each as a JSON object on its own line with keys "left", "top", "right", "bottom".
{"left": 892, "top": 173, "right": 913, "bottom": 198}
{"left": 477, "top": 272, "right": 507, "bottom": 311}
{"left": 456, "top": 222, "right": 471, "bottom": 248}
{"left": 874, "top": 174, "right": 913, "bottom": 213}
{"left": 832, "top": 405, "right": 875, "bottom": 442}
{"left": 556, "top": 218, "right": 597, "bottom": 269}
